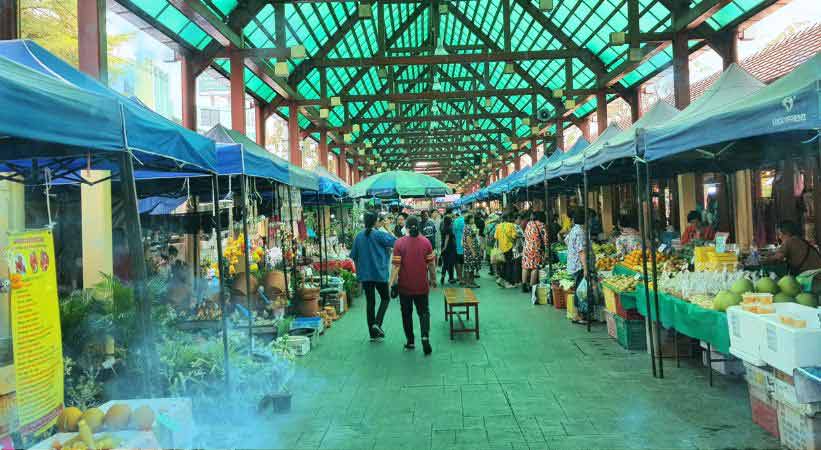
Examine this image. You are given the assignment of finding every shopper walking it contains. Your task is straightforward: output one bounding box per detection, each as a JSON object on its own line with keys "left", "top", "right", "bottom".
{"left": 389, "top": 216, "right": 437, "bottom": 355}
{"left": 511, "top": 213, "right": 527, "bottom": 290}
{"left": 453, "top": 211, "right": 466, "bottom": 284}
{"left": 440, "top": 215, "right": 457, "bottom": 284}
{"left": 522, "top": 211, "right": 548, "bottom": 293}
{"left": 565, "top": 208, "right": 592, "bottom": 324}
{"left": 494, "top": 213, "right": 517, "bottom": 288}
{"left": 462, "top": 214, "right": 481, "bottom": 288}
{"left": 421, "top": 210, "right": 437, "bottom": 252}
{"left": 349, "top": 211, "right": 397, "bottom": 341}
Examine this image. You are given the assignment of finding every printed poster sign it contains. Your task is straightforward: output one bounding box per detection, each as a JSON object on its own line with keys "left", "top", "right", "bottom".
{"left": 7, "top": 229, "right": 63, "bottom": 436}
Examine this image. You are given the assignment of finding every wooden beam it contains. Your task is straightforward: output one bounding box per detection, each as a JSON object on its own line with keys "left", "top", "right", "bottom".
{"left": 311, "top": 49, "right": 582, "bottom": 68}
{"left": 287, "top": 11, "right": 359, "bottom": 86}
{"left": 165, "top": 0, "right": 242, "bottom": 47}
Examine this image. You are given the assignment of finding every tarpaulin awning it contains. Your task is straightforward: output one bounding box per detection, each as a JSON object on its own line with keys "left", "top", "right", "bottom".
{"left": 526, "top": 139, "right": 587, "bottom": 187}
{"left": 584, "top": 101, "right": 679, "bottom": 169}
{"left": 205, "top": 125, "right": 319, "bottom": 189}
{"left": 643, "top": 63, "right": 770, "bottom": 161}
{"left": 349, "top": 170, "right": 452, "bottom": 198}
{"left": 0, "top": 40, "right": 216, "bottom": 173}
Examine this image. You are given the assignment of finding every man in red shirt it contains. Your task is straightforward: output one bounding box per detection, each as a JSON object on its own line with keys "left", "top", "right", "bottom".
{"left": 390, "top": 215, "right": 437, "bottom": 355}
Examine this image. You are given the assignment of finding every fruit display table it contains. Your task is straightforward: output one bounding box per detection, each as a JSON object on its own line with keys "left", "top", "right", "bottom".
{"left": 634, "top": 285, "right": 731, "bottom": 354}
{"left": 612, "top": 263, "right": 641, "bottom": 277}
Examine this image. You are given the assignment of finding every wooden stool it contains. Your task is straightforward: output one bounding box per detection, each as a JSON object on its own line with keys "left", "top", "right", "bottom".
{"left": 443, "top": 288, "right": 480, "bottom": 340}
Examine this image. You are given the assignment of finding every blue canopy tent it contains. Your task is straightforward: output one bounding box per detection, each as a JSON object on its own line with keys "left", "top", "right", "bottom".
{"left": 302, "top": 166, "right": 350, "bottom": 206}
{"left": 643, "top": 63, "right": 769, "bottom": 162}
{"left": 584, "top": 102, "right": 679, "bottom": 170}
{"left": 0, "top": 40, "right": 216, "bottom": 174}
{"left": 525, "top": 139, "right": 586, "bottom": 187}
{"left": 554, "top": 125, "right": 622, "bottom": 180}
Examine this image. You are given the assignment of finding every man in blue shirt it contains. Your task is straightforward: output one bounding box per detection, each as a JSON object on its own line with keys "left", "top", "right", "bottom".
{"left": 350, "top": 211, "right": 397, "bottom": 340}
{"left": 452, "top": 210, "right": 465, "bottom": 284}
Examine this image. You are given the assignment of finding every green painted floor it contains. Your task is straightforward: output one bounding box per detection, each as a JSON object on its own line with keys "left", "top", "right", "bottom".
{"left": 265, "top": 275, "right": 780, "bottom": 450}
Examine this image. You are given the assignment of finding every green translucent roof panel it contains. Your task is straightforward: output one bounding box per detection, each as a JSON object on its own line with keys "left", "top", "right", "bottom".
{"left": 707, "top": 0, "right": 767, "bottom": 29}
{"left": 214, "top": 59, "right": 276, "bottom": 102}
{"left": 128, "top": 0, "right": 213, "bottom": 49}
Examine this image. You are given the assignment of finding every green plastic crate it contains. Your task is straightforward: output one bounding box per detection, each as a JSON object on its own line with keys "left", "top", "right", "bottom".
{"left": 558, "top": 250, "right": 567, "bottom": 264}
{"left": 615, "top": 314, "right": 646, "bottom": 351}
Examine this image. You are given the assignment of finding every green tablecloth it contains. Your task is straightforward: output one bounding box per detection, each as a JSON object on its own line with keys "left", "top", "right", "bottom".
{"left": 633, "top": 286, "right": 730, "bottom": 354}
{"left": 612, "top": 263, "right": 640, "bottom": 277}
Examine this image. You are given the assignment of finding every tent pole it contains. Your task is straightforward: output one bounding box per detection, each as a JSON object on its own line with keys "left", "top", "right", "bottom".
{"left": 582, "top": 171, "right": 592, "bottom": 332}
{"left": 287, "top": 186, "right": 298, "bottom": 294}
{"left": 212, "top": 175, "right": 230, "bottom": 392}
{"left": 316, "top": 201, "right": 324, "bottom": 289}
{"left": 240, "top": 175, "right": 254, "bottom": 353}
{"left": 544, "top": 166, "right": 551, "bottom": 302}
{"left": 635, "top": 161, "right": 658, "bottom": 378}
{"left": 645, "top": 161, "right": 664, "bottom": 379}
{"left": 117, "top": 152, "right": 154, "bottom": 395}
{"left": 276, "top": 184, "right": 290, "bottom": 300}
{"left": 724, "top": 172, "right": 736, "bottom": 242}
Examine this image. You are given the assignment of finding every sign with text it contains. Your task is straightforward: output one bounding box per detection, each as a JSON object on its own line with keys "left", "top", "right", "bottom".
{"left": 7, "top": 229, "right": 63, "bottom": 436}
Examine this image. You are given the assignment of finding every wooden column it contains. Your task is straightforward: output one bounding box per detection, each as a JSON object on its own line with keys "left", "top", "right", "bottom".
{"left": 318, "top": 129, "right": 329, "bottom": 168}
{"left": 677, "top": 174, "right": 698, "bottom": 233}
{"left": 337, "top": 149, "right": 347, "bottom": 180}
{"left": 255, "top": 102, "right": 266, "bottom": 147}
{"left": 0, "top": 0, "right": 18, "bottom": 40}
{"left": 555, "top": 119, "right": 564, "bottom": 151}
{"left": 77, "top": 0, "right": 107, "bottom": 83}
{"left": 513, "top": 156, "right": 521, "bottom": 172}
{"left": 627, "top": 88, "right": 641, "bottom": 123}
{"left": 672, "top": 31, "right": 691, "bottom": 109}
{"left": 596, "top": 91, "right": 608, "bottom": 135}
{"left": 601, "top": 186, "right": 614, "bottom": 235}
{"left": 181, "top": 55, "right": 197, "bottom": 131}
{"left": 714, "top": 27, "right": 739, "bottom": 70}
{"left": 529, "top": 140, "right": 538, "bottom": 165}
{"left": 229, "top": 48, "right": 246, "bottom": 134}
{"left": 777, "top": 160, "right": 796, "bottom": 222}
{"left": 735, "top": 170, "right": 754, "bottom": 251}
{"left": 288, "top": 102, "right": 301, "bottom": 167}
{"left": 579, "top": 116, "right": 592, "bottom": 141}
{"left": 81, "top": 170, "right": 113, "bottom": 288}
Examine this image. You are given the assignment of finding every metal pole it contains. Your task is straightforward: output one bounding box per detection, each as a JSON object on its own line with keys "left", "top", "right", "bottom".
{"left": 322, "top": 204, "right": 330, "bottom": 286}
{"left": 724, "top": 172, "right": 736, "bottom": 243}
{"left": 117, "top": 152, "right": 153, "bottom": 395}
{"left": 316, "top": 203, "right": 324, "bottom": 289}
{"left": 582, "top": 171, "right": 592, "bottom": 332}
{"left": 240, "top": 175, "right": 254, "bottom": 352}
{"left": 212, "top": 175, "right": 230, "bottom": 391}
{"left": 635, "top": 161, "right": 658, "bottom": 378}
{"left": 544, "top": 166, "right": 551, "bottom": 302}
{"left": 287, "top": 186, "right": 298, "bottom": 291}
{"left": 645, "top": 161, "right": 664, "bottom": 379}
{"left": 276, "top": 184, "right": 290, "bottom": 300}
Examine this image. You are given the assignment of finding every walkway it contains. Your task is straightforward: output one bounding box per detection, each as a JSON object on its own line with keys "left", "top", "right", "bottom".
{"left": 265, "top": 276, "right": 779, "bottom": 450}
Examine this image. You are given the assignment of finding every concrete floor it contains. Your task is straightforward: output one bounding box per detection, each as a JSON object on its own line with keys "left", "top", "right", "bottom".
{"left": 264, "top": 274, "right": 780, "bottom": 450}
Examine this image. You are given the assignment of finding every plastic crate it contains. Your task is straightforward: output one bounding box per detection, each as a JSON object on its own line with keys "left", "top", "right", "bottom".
{"left": 605, "top": 311, "right": 617, "bottom": 339}
{"left": 615, "top": 314, "right": 646, "bottom": 350}
{"left": 745, "top": 362, "right": 775, "bottom": 393}
{"left": 603, "top": 286, "right": 618, "bottom": 313}
{"left": 558, "top": 250, "right": 567, "bottom": 264}
{"left": 750, "top": 386, "right": 780, "bottom": 438}
{"left": 760, "top": 303, "right": 821, "bottom": 374}
{"left": 603, "top": 285, "right": 643, "bottom": 320}
{"left": 777, "top": 400, "right": 821, "bottom": 450}
{"left": 551, "top": 285, "right": 567, "bottom": 309}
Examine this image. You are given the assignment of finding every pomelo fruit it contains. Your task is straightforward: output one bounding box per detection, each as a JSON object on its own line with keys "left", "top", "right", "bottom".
{"left": 730, "top": 278, "right": 754, "bottom": 295}
{"left": 755, "top": 277, "right": 779, "bottom": 294}
{"left": 773, "top": 292, "right": 795, "bottom": 303}
{"left": 777, "top": 276, "right": 802, "bottom": 297}
{"left": 104, "top": 404, "right": 131, "bottom": 430}
{"left": 57, "top": 407, "right": 83, "bottom": 432}
{"left": 713, "top": 290, "right": 742, "bottom": 312}
{"left": 796, "top": 293, "right": 818, "bottom": 307}
{"left": 81, "top": 407, "right": 105, "bottom": 432}
{"left": 131, "top": 405, "right": 155, "bottom": 431}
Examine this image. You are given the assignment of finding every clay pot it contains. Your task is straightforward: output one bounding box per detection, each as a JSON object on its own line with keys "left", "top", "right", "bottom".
{"left": 231, "top": 272, "right": 259, "bottom": 296}
{"left": 264, "top": 270, "right": 287, "bottom": 299}
{"left": 296, "top": 297, "right": 319, "bottom": 316}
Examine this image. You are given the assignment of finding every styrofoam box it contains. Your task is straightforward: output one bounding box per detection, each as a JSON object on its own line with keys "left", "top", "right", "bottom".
{"left": 774, "top": 377, "right": 821, "bottom": 417}
{"left": 100, "top": 397, "right": 194, "bottom": 449}
{"left": 287, "top": 335, "right": 311, "bottom": 356}
{"left": 745, "top": 362, "right": 775, "bottom": 393}
{"left": 760, "top": 303, "right": 821, "bottom": 375}
{"left": 778, "top": 400, "right": 821, "bottom": 450}
{"left": 700, "top": 341, "right": 744, "bottom": 376}
{"left": 728, "top": 303, "right": 792, "bottom": 366}
{"left": 30, "top": 430, "right": 159, "bottom": 449}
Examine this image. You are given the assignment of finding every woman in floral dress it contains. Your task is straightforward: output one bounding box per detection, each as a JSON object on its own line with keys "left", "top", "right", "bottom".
{"left": 521, "top": 211, "right": 548, "bottom": 293}
{"left": 462, "top": 214, "right": 481, "bottom": 288}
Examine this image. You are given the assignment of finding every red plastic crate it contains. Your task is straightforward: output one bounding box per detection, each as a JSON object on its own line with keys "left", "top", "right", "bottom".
{"left": 750, "top": 387, "right": 780, "bottom": 439}
{"left": 551, "top": 285, "right": 567, "bottom": 309}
